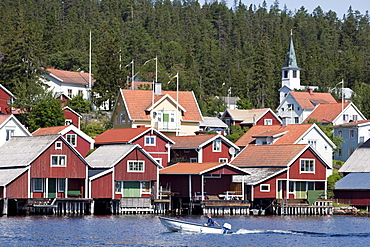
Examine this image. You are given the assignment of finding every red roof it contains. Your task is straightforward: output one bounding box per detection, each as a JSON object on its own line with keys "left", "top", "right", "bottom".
{"left": 332, "top": 119, "right": 370, "bottom": 128}
{"left": 46, "top": 68, "right": 94, "bottom": 86}
{"left": 121, "top": 89, "right": 203, "bottom": 122}
{"left": 232, "top": 144, "right": 307, "bottom": 167}
{"left": 94, "top": 127, "right": 151, "bottom": 144}
{"left": 235, "top": 124, "right": 313, "bottom": 147}
{"left": 159, "top": 162, "right": 246, "bottom": 175}
{"left": 0, "top": 115, "right": 10, "bottom": 125}
{"left": 303, "top": 102, "right": 351, "bottom": 123}
{"left": 290, "top": 91, "right": 336, "bottom": 110}
{"left": 170, "top": 134, "right": 218, "bottom": 148}
{"left": 32, "top": 126, "right": 68, "bottom": 135}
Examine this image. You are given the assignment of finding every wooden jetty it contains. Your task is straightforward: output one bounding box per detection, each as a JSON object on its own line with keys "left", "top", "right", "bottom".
{"left": 274, "top": 199, "right": 333, "bottom": 215}
{"left": 202, "top": 199, "right": 251, "bottom": 215}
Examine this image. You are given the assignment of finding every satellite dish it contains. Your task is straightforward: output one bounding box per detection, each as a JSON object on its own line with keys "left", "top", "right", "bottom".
{"left": 229, "top": 147, "right": 236, "bottom": 155}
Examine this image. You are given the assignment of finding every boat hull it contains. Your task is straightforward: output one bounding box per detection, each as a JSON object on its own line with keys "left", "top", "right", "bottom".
{"left": 159, "top": 216, "right": 226, "bottom": 234}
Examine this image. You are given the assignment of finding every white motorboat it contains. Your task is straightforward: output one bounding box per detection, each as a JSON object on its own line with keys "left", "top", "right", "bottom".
{"left": 159, "top": 216, "right": 232, "bottom": 234}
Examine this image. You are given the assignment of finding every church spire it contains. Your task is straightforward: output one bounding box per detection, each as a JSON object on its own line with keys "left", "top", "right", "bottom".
{"left": 281, "top": 31, "right": 301, "bottom": 91}
{"left": 282, "top": 30, "right": 300, "bottom": 70}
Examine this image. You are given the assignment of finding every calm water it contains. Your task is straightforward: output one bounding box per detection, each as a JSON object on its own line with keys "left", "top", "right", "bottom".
{"left": 0, "top": 214, "right": 369, "bottom": 246}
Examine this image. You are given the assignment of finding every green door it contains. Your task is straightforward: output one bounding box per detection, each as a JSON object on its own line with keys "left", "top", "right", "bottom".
{"left": 296, "top": 182, "right": 307, "bottom": 199}
{"left": 48, "top": 178, "right": 57, "bottom": 198}
{"left": 123, "top": 181, "right": 140, "bottom": 197}
{"left": 163, "top": 113, "right": 169, "bottom": 129}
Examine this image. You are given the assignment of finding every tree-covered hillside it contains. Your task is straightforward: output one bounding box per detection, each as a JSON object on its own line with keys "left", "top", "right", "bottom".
{"left": 1, "top": 0, "right": 370, "bottom": 116}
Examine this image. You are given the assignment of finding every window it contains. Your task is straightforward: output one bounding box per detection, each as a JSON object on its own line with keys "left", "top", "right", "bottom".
{"left": 308, "top": 140, "right": 317, "bottom": 149}
{"left": 78, "top": 90, "right": 83, "bottom": 95}
{"left": 57, "top": 178, "right": 66, "bottom": 192}
{"left": 349, "top": 129, "right": 354, "bottom": 139}
{"left": 68, "top": 89, "right": 72, "bottom": 98}
{"left": 283, "top": 70, "right": 288, "bottom": 78}
{"left": 260, "top": 184, "right": 270, "bottom": 192}
{"left": 287, "top": 104, "right": 294, "bottom": 111}
{"left": 51, "top": 155, "right": 66, "bottom": 167}
{"left": 300, "top": 159, "right": 315, "bottom": 173}
{"left": 145, "top": 136, "right": 156, "bottom": 146}
{"left": 338, "top": 130, "right": 342, "bottom": 137}
{"left": 338, "top": 148, "right": 342, "bottom": 157}
{"left": 219, "top": 158, "right": 228, "bottom": 163}
{"left": 349, "top": 147, "right": 355, "bottom": 156}
{"left": 289, "top": 181, "right": 294, "bottom": 193}
{"left": 170, "top": 113, "right": 175, "bottom": 122}
{"left": 293, "top": 70, "right": 297, "bottom": 78}
{"left": 120, "top": 111, "right": 126, "bottom": 124}
{"left": 141, "top": 181, "right": 151, "bottom": 193}
{"left": 225, "top": 119, "right": 230, "bottom": 127}
{"left": 6, "top": 129, "right": 14, "bottom": 141}
{"left": 65, "top": 119, "right": 73, "bottom": 125}
{"left": 55, "top": 141, "right": 63, "bottom": 150}
{"left": 128, "top": 161, "right": 144, "bottom": 172}
{"left": 343, "top": 114, "right": 348, "bottom": 121}
{"left": 115, "top": 115, "right": 118, "bottom": 125}
{"left": 115, "top": 181, "right": 123, "bottom": 193}
{"left": 213, "top": 139, "right": 221, "bottom": 152}
{"left": 157, "top": 112, "right": 162, "bottom": 122}
{"left": 190, "top": 158, "right": 198, "bottom": 163}
{"left": 33, "top": 178, "right": 44, "bottom": 192}
{"left": 66, "top": 134, "right": 77, "bottom": 147}
{"left": 294, "top": 117, "right": 299, "bottom": 124}
{"left": 264, "top": 119, "right": 272, "bottom": 125}
{"left": 353, "top": 115, "right": 358, "bottom": 121}
{"left": 204, "top": 174, "right": 221, "bottom": 178}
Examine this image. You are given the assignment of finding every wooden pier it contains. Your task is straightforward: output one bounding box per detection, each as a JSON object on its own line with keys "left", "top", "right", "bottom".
{"left": 201, "top": 199, "right": 251, "bottom": 215}
{"left": 274, "top": 199, "right": 333, "bottom": 215}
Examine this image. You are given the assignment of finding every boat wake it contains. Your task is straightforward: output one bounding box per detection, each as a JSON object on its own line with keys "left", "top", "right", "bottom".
{"left": 234, "top": 229, "right": 370, "bottom": 237}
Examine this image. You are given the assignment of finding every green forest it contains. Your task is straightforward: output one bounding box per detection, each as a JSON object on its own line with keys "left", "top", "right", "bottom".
{"left": 1, "top": 0, "right": 370, "bottom": 117}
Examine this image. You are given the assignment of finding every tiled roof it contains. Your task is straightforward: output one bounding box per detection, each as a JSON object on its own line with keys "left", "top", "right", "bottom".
{"left": 290, "top": 91, "right": 336, "bottom": 110}
{"left": 332, "top": 119, "right": 370, "bottom": 128}
{"left": 32, "top": 126, "right": 69, "bottom": 135}
{"left": 159, "top": 162, "right": 244, "bottom": 175}
{"left": 170, "top": 134, "right": 218, "bottom": 148}
{"left": 304, "top": 102, "right": 351, "bottom": 123}
{"left": 226, "top": 108, "right": 269, "bottom": 124}
{"left": 231, "top": 144, "right": 307, "bottom": 167}
{"left": 0, "top": 114, "right": 10, "bottom": 125}
{"left": 121, "top": 89, "right": 203, "bottom": 121}
{"left": 94, "top": 127, "right": 151, "bottom": 144}
{"left": 235, "top": 124, "right": 312, "bottom": 147}
{"left": 46, "top": 68, "right": 94, "bottom": 85}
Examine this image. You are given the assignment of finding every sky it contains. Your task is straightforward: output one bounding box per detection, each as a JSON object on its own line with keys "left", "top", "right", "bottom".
{"left": 212, "top": 0, "right": 369, "bottom": 17}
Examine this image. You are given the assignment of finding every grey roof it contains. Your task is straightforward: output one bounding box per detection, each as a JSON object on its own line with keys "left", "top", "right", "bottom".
{"left": 0, "top": 168, "right": 28, "bottom": 186}
{"left": 0, "top": 135, "right": 59, "bottom": 168}
{"left": 88, "top": 168, "right": 110, "bottom": 178}
{"left": 339, "top": 139, "right": 370, "bottom": 173}
{"left": 86, "top": 144, "right": 138, "bottom": 168}
{"left": 335, "top": 173, "right": 370, "bottom": 190}
{"left": 233, "top": 167, "right": 287, "bottom": 185}
{"left": 200, "top": 117, "right": 228, "bottom": 128}
{"left": 282, "top": 35, "right": 300, "bottom": 70}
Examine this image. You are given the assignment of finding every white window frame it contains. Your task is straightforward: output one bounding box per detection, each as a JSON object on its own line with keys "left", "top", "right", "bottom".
{"left": 144, "top": 136, "right": 156, "bottom": 146}
{"left": 6, "top": 129, "right": 14, "bottom": 141}
{"left": 219, "top": 158, "right": 228, "bottom": 163}
{"left": 55, "top": 141, "right": 63, "bottom": 150}
{"left": 67, "top": 89, "right": 72, "bottom": 98}
{"left": 127, "top": 160, "right": 145, "bottom": 172}
{"left": 343, "top": 114, "right": 348, "bottom": 121}
{"left": 264, "top": 119, "right": 272, "bottom": 125}
{"left": 190, "top": 158, "right": 198, "bottom": 163}
{"left": 66, "top": 134, "right": 77, "bottom": 147}
{"left": 120, "top": 111, "right": 126, "bottom": 124}
{"left": 204, "top": 174, "right": 221, "bottom": 178}
{"left": 260, "top": 184, "right": 270, "bottom": 192}
{"left": 300, "top": 159, "right": 315, "bottom": 173}
{"left": 115, "top": 181, "right": 123, "bottom": 193}
{"left": 51, "top": 155, "right": 67, "bottom": 167}
{"left": 140, "top": 181, "right": 151, "bottom": 194}
{"left": 32, "top": 178, "right": 44, "bottom": 192}
{"left": 213, "top": 139, "right": 222, "bottom": 152}
{"left": 308, "top": 140, "right": 317, "bottom": 149}
{"left": 57, "top": 178, "right": 66, "bottom": 192}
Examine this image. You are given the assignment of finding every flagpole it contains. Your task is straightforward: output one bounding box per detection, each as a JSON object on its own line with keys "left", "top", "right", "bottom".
{"left": 342, "top": 79, "right": 344, "bottom": 112}
{"left": 89, "top": 30, "right": 92, "bottom": 100}
{"left": 176, "top": 72, "right": 179, "bottom": 136}
{"left": 131, "top": 59, "right": 134, "bottom": 90}
{"left": 155, "top": 56, "right": 158, "bottom": 83}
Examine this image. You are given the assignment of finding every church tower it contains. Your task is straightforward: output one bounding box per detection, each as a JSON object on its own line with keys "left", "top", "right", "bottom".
{"left": 280, "top": 32, "right": 301, "bottom": 104}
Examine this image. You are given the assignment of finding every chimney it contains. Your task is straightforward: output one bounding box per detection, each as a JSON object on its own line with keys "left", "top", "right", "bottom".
{"left": 307, "top": 88, "right": 313, "bottom": 95}
{"left": 154, "top": 82, "right": 162, "bottom": 95}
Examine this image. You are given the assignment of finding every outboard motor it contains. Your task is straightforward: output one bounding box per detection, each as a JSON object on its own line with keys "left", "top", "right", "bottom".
{"left": 222, "top": 223, "right": 232, "bottom": 234}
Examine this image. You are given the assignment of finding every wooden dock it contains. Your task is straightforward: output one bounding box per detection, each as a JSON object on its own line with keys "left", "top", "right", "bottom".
{"left": 274, "top": 199, "right": 333, "bottom": 215}
{"left": 201, "top": 200, "right": 251, "bottom": 215}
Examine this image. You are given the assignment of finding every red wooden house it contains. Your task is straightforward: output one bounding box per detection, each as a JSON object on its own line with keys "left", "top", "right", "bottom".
{"left": 169, "top": 134, "right": 239, "bottom": 163}
{"left": 94, "top": 127, "right": 174, "bottom": 167}
{"left": 0, "top": 84, "right": 15, "bottom": 114}
{"left": 86, "top": 144, "right": 162, "bottom": 199}
{"left": 231, "top": 144, "right": 331, "bottom": 207}
{"left": 32, "top": 125, "right": 94, "bottom": 157}
{"left": 159, "top": 162, "right": 249, "bottom": 201}
{"left": 220, "top": 108, "right": 281, "bottom": 128}
{"left": 63, "top": 106, "right": 82, "bottom": 129}
{"left": 0, "top": 135, "right": 89, "bottom": 202}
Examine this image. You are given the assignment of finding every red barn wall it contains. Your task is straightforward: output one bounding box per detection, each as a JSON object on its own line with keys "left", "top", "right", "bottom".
{"left": 30, "top": 139, "right": 87, "bottom": 179}
{"left": 253, "top": 172, "right": 287, "bottom": 199}
{"left": 114, "top": 149, "right": 158, "bottom": 181}
{"left": 0, "top": 88, "right": 12, "bottom": 114}
{"left": 63, "top": 109, "right": 80, "bottom": 128}
{"left": 91, "top": 172, "right": 113, "bottom": 199}
{"left": 202, "top": 141, "right": 232, "bottom": 162}
{"left": 133, "top": 134, "right": 169, "bottom": 167}
{"left": 255, "top": 111, "right": 280, "bottom": 125}
{"left": 64, "top": 130, "right": 91, "bottom": 157}
{"left": 160, "top": 175, "right": 189, "bottom": 197}
{"left": 6, "top": 171, "right": 29, "bottom": 198}
{"left": 289, "top": 149, "right": 327, "bottom": 180}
